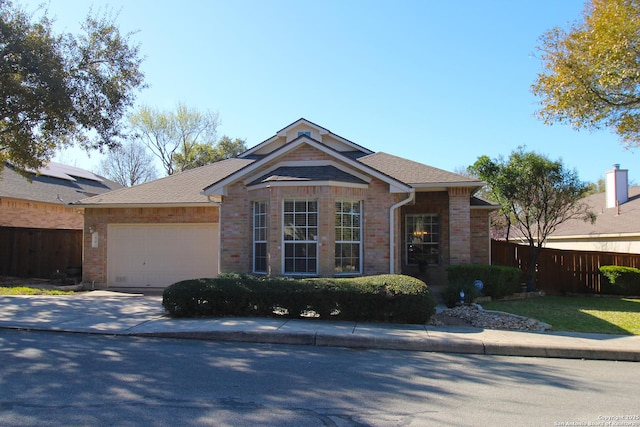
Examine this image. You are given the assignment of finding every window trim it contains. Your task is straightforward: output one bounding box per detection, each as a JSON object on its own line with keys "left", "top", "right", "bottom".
{"left": 334, "top": 199, "right": 362, "bottom": 275}
{"left": 282, "top": 198, "right": 318, "bottom": 275}
{"left": 253, "top": 201, "right": 268, "bottom": 274}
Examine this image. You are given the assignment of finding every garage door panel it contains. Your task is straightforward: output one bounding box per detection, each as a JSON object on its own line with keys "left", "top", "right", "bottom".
{"left": 108, "top": 224, "right": 218, "bottom": 288}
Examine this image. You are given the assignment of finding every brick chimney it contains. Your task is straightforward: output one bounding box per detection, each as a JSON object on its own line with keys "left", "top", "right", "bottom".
{"left": 605, "top": 164, "right": 628, "bottom": 208}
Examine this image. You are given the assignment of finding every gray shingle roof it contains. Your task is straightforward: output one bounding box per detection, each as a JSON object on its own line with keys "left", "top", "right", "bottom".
{"left": 358, "top": 152, "right": 482, "bottom": 186}
{"left": 73, "top": 158, "right": 253, "bottom": 206}
{"left": 549, "top": 187, "right": 640, "bottom": 236}
{"left": 0, "top": 162, "right": 121, "bottom": 205}
{"left": 69, "top": 123, "right": 486, "bottom": 207}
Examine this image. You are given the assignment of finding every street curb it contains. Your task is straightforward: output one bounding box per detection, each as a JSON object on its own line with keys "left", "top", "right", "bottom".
{"left": 128, "top": 330, "right": 640, "bottom": 362}
{"left": 483, "top": 341, "right": 640, "bottom": 362}
{"left": 3, "top": 325, "right": 639, "bottom": 361}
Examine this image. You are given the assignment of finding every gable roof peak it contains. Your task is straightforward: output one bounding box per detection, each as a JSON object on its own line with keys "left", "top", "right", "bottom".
{"left": 239, "top": 118, "right": 374, "bottom": 159}
{"left": 275, "top": 118, "right": 331, "bottom": 136}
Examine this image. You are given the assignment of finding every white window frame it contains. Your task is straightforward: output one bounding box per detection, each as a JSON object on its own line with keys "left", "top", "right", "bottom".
{"left": 282, "top": 199, "right": 318, "bottom": 275}
{"left": 335, "top": 200, "right": 362, "bottom": 275}
{"left": 253, "top": 201, "right": 268, "bottom": 273}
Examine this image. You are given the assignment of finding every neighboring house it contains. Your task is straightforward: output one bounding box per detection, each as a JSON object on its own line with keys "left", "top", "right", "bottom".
{"left": 544, "top": 164, "right": 640, "bottom": 253}
{"left": 73, "top": 118, "right": 497, "bottom": 289}
{"left": 0, "top": 161, "right": 122, "bottom": 278}
{"left": 0, "top": 161, "right": 122, "bottom": 230}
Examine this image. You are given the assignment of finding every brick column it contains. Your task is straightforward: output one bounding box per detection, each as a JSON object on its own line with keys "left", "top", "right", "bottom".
{"left": 448, "top": 187, "right": 471, "bottom": 265}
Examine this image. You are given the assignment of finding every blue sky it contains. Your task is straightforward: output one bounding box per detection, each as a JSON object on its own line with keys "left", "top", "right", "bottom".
{"left": 23, "top": 0, "right": 638, "bottom": 185}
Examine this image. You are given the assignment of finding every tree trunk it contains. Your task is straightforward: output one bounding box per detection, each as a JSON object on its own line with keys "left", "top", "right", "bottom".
{"left": 526, "top": 244, "right": 541, "bottom": 291}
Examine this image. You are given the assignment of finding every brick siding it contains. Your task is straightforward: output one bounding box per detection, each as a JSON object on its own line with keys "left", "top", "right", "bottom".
{"left": 0, "top": 197, "right": 82, "bottom": 229}
{"left": 470, "top": 209, "right": 491, "bottom": 264}
{"left": 217, "top": 145, "right": 401, "bottom": 276}
{"left": 448, "top": 187, "right": 471, "bottom": 264}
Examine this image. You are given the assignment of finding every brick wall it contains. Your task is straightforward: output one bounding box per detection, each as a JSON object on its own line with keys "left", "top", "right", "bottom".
{"left": 470, "top": 209, "right": 491, "bottom": 264}
{"left": 217, "top": 145, "right": 400, "bottom": 276}
{"left": 229, "top": 181, "right": 396, "bottom": 276}
{"left": 82, "top": 206, "right": 218, "bottom": 285}
{"left": 0, "top": 197, "right": 83, "bottom": 229}
{"left": 448, "top": 187, "right": 471, "bottom": 264}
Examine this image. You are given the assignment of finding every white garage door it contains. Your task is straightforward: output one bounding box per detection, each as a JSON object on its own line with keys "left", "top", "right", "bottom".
{"left": 108, "top": 224, "right": 218, "bottom": 288}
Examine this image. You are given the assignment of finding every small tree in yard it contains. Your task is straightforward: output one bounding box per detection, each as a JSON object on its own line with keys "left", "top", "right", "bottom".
{"left": 469, "top": 147, "right": 596, "bottom": 290}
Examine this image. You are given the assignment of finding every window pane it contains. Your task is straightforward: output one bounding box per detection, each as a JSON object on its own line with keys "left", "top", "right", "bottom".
{"left": 254, "top": 242, "right": 267, "bottom": 272}
{"left": 294, "top": 200, "right": 306, "bottom": 212}
{"left": 284, "top": 201, "right": 294, "bottom": 212}
{"left": 253, "top": 201, "right": 268, "bottom": 273}
{"left": 284, "top": 227, "right": 294, "bottom": 240}
{"left": 334, "top": 201, "right": 361, "bottom": 274}
{"left": 406, "top": 214, "right": 439, "bottom": 265}
{"left": 284, "top": 213, "right": 294, "bottom": 225}
{"left": 283, "top": 199, "right": 318, "bottom": 274}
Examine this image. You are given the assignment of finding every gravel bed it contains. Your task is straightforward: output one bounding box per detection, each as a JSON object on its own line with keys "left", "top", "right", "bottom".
{"left": 428, "top": 304, "right": 551, "bottom": 331}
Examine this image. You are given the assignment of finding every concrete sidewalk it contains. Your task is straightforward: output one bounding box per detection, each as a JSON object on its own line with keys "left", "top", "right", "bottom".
{"left": 0, "top": 292, "right": 639, "bottom": 362}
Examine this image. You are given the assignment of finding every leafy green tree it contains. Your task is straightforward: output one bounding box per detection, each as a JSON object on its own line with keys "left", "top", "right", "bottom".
{"left": 532, "top": 0, "right": 640, "bottom": 147}
{"left": 469, "top": 148, "right": 595, "bottom": 289}
{"left": 0, "top": 0, "right": 145, "bottom": 172}
{"left": 172, "top": 135, "right": 247, "bottom": 172}
{"left": 97, "top": 140, "right": 157, "bottom": 187}
{"left": 129, "top": 103, "right": 220, "bottom": 175}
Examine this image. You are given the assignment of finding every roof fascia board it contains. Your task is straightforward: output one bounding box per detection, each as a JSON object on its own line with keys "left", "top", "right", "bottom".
{"left": 412, "top": 181, "right": 485, "bottom": 189}
{"left": 242, "top": 160, "right": 373, "bottom": 186}
{"left": 204, "top": 137, "right": 411, "bottom": 195}
{"left": 546, "top": 232, "right": 640, "bottom": 240}
{"left": 70, "top": 202, "right": 217, "bottom": 209}
{"left": 470, "top": 205, "right": 501, "bottom": 211}
{"left": 2, "top": 195, "right": 69, "bottom": 207}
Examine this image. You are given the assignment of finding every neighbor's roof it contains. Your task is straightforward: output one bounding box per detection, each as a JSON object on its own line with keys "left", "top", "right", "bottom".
{"left": 0, "top": 161, "right": 121, "bottom": 206}
{"left": 548, "top": 186, "right": 640, "bottom": 237}
{"left": 73, "top": 158, "right": 254, "bottom": 206}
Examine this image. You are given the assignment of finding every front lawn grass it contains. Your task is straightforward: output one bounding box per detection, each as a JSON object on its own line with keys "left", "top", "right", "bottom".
{"left": 483, "top": 296, "right": 640, "bottom": 335}
{"left": 0, "top": 287, "right": 73, "bottom": 296}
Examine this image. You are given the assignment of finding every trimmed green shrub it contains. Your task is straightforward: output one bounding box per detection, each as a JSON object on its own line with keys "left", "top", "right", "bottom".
{"left": 445, "top": 264, "right": 522, "bottom": 307}
{"left": 162, "top": 273, "right": 436, "bottom": 324}
{"left": 599, "top": 266, "right": 640, "bottom": 296}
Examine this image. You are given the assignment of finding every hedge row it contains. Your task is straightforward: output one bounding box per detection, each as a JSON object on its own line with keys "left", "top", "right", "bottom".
{"left": 599, "top": 266, "right": 640, "bottom": 296}
{"left": 162, "top": 273, "right": 437, "bottom": 324}
{"left": 444, "top": 264, "right": 522, "bottom": 307}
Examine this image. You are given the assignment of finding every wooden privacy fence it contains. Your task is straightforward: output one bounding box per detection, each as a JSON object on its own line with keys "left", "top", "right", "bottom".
{"left": 491, "top": 239, "right": 640, "bottom": 294}
{"left": 0, "top": 227, "right": 82, "bottom": 279}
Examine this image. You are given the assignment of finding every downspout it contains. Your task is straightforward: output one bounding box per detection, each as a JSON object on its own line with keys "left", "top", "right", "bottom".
{"left": 207, "top": 195, "right": 222, "bottom": 276}
{"left": 389, "top": 189, "right": 415, "bottom": 274}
